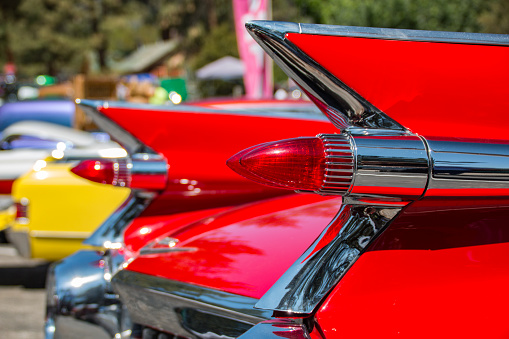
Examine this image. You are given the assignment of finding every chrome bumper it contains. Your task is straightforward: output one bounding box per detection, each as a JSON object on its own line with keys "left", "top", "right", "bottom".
{"left": 112, "top": 270, "right": 272, "bottom": 338}
{"left": 45, "top": 249, "right": 131, "bottom": 339}
{"left": 6, "top": 228, "right": 31, "bottom": 258}
{"left": 44, "top": 194, "right": 151, "bottom": 339}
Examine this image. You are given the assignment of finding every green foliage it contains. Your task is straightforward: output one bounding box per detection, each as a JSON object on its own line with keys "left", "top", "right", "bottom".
{"left": 295, "top": 0, "right": 489, "bottom": 32}
{"left": 479, "top": 0, "right": 509, "bottom": 33}
{"left": 10, "top": 0, "right": 96, "bottom": 76}
{"left": 101, "top": 2, "right": 159, "bottom": 61}
{"left": 191, "top": 23, "right": 239, "bottom": 70}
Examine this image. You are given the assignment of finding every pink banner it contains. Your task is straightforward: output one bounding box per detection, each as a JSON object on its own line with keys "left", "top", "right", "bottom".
{"left": 233, "top": 0, "right": 273, "bottom": 98}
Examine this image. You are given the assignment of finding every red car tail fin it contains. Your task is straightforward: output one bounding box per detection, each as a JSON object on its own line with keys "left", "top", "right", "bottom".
{"left": 247, "top": 21, "right": 509, "bottom": 140}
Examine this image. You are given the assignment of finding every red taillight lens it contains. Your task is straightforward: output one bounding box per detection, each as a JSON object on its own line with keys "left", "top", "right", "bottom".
{"left": 70, "top": 156, "right": 168, "bottom": 190}
{"left": 15, "top": 202, "right": 28, "bottom": 219}
{"left": 227, "top": 137, "right": 326, "bottom": 191}
{"left": 71, "top": 159, "right": 130, "bottom": 187}
{"left": 227, "top": 135, "right": 355, "bottom": 194}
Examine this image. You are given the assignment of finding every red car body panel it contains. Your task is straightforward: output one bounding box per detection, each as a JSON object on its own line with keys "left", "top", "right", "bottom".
{"left": 125, "top": 194, "right": 340, "bottom": 298}
{"left": 316, "top": 198, "right": 509, "bottom": 338}
{"left": 97, "top": 103, "right": 338, "bottom": 215}
{"left": 286, "top": 33, "right": 509, "bottom": 140}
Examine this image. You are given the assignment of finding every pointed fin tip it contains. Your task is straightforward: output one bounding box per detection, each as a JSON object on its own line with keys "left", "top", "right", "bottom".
{"left": 245, "top": 21, "right": 300, "bottom": 38}
{"left": 76, "top": 99, "right": 107, "bottom": 109}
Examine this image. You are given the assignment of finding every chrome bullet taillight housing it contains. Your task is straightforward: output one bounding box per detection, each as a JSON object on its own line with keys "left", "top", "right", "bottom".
{"left": 228, "top": 131, "right": 509, "bottom": 200}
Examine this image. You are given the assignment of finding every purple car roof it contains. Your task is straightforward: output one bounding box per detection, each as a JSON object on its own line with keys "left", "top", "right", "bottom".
{"left": 0, "top": 100, "right": 75, "bottom": 131}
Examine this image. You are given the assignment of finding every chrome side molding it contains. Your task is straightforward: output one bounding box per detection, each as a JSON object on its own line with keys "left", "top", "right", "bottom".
{"left": 237, "top": 319, "right": 310, "bottom": 339}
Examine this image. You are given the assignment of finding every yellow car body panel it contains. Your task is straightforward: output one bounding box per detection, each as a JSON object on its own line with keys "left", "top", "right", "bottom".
{"left": 9, "top": 161, "right": 130, "bottom": 261}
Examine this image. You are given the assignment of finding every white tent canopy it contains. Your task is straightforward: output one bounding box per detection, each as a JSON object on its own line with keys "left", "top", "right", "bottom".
{"left": 196, "top": 56, "right": 245, "bottom": 80}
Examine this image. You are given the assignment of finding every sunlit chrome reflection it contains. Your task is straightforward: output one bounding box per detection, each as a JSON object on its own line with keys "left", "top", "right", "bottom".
{"left": 103, "top": 241, "right": 123, "bottom": 250}
{"left": 70, "top": 273, "right": 102, "bottom": 288}
{"left": 98, "top": 147, "right": 128, "bottom": 158}
{"left": 159, "top": 237, "right": 178, "bottom": 248}
{"left": 122, "top": 258, "right": 135, "bottom": 269}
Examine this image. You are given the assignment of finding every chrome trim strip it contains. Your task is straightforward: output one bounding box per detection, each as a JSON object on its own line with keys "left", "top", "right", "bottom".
{"left": 29, "top": 230, "right": 90, "bottom": 239}
{"left": 255, "top": 201, "right": 403, "bottom": 314}
{"left": 78, "top": 99, "right": 329, "bottom": 122}
{"left": 246, "top": 21, "right": 408, "bottom": 131}
{"left": 139, "top": 236, "right": 197, "bottom": 255}
{"left": 112, "top": 270, "right": 272, "bottom": 338}
{"left": 250, "top": 20, "right": 509, "bottom": 46}
{"left": 237, "top": 319, "right": 310, "bottom": 339}
{"left": 83, "top": 194, "right": 151, "bottom": 248}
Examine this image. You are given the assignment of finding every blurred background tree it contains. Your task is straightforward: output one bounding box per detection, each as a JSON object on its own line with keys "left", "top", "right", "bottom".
{"left": 1, "top": 0, "right": 507, "bottom": 81}
{"left": 295, "top": 0, "right": 488, "bottom": 32}
{"left": 479, "top": 0, "right": 509, "bottom": 33}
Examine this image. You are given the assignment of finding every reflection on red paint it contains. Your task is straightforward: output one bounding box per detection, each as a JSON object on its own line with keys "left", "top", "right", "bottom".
{"left": 123, "top": 206, "right": 232, "bottom": 253}
{"left": 126, "top": 194, "right": 341, "bottom": 298}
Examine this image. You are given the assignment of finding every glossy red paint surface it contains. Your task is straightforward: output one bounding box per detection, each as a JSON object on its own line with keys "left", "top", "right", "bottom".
{"left": 125, "top": 194, "right": 341, "bottom": 299}
{"left": 287, "top": 33, "right": 509, "bottom": 140}
{"left": 123, "top": 206, "right": 231, "bottom": 253}
{"left": 315, "top": 198, "right": 509, "bottom": 338}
